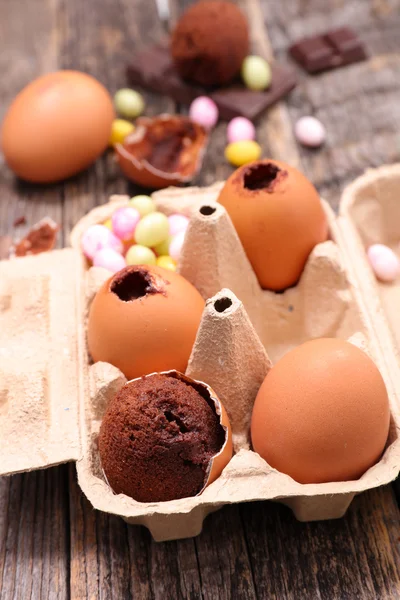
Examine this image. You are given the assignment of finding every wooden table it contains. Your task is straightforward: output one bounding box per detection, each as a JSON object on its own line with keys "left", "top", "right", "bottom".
{"left": 1, "top": 0, "right": 400, "bottom": 598}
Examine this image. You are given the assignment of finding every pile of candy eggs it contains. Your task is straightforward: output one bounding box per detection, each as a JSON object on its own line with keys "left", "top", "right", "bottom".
{"left": 81, "top": 195, "right": 189, "bottom": 274}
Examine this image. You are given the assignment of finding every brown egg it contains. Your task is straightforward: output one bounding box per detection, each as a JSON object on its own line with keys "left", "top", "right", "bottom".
{"left": 99, "top": 370, "right": 233, "bottom": 502}
{"left": 88, "top": 265, "right": 205, "bottom": 380}
{"left": 1, "top": 71, "right": 115, "bottom": 183}
{"left": 251, "top": 338, "right": 390, "bottom": 484}
{"left": 115, "top": 115, "right": 208, "bottom": 189}
{"left": 218, "top": 159, "right": 328, "bottom": 291}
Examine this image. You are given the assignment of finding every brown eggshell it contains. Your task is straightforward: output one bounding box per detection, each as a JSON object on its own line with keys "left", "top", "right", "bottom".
{"left": 115, "top": 115, "right": 208, "bottom": 189}
{"left": 251, "top": 338, "right": 390, "bottom": 484}
{"left": 87, "top": 265, "right": 205, "bottom": 380}
{"left": 1, "top": 71, "right": 115, "bottom": 183}
{"left": 202, "top": 384, "right": 233, "bottom": 489}
{"left": 218, "top": 159, "right": 328, "bottom": 291}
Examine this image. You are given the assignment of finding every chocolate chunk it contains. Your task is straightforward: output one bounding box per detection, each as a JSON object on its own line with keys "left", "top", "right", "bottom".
{"left": 0, "top": 236, "right": 12, "bottom": 261}
{"left": 127, "top": 43, "right": 297, "bottom": 121}
{"left": 13, "top": 217, "right": 59, "bottom": 257}
{"left": 289, "top": 27, "right": 367, "bottom": 74}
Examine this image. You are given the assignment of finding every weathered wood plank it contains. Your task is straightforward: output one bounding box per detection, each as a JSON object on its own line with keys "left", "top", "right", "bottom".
{"left": 242, "top": 486, "right": 400, "bottom": 600}
{"left": 0, "top": 468, "right": 69, "bottom": 600}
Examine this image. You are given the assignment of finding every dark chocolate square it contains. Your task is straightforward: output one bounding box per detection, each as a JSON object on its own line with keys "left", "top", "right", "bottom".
{"left": 290, "top": 37, "right": 335, "bottom": 74}
{"left": 324, "top": 27, "right": 367, "bottom": 65}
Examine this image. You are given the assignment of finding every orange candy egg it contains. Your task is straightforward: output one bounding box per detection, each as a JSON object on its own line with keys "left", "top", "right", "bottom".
{"left": 87, "top": 265, "right": 205, "bottom": 380}
{"left": 251, "top": 339, "right": 390, "bottom": 484}
{"left": 218, "top": 159, "right": 328, "bottom": 291}
{"left": 1, "top": 71, "right": 115, "bottom": 183}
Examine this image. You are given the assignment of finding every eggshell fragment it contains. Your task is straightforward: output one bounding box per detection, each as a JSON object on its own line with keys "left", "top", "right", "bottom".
{"left": 87, "top": 265, "right": 205, "bottom": 380}
{"left": 1, "top": 71, "right": 115, "bottom": 183}
{"left": 251, "top": 338, "right": 390, "bottom": 484}
{"left": 367, "top": 244, "right": 399, "bottom": 283}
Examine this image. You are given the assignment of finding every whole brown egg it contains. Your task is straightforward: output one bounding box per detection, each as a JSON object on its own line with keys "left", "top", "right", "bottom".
{"left": 87, "top": 265, "right": 205, "bottom": 380}
{"left": 218, "top": 159, "right": 328, "bottom": 291}
{"left": 1, "top": 71, "right": 115, "bottom": 183}
{"left": 251, "top": 338, "right": 390, "bottom": 484}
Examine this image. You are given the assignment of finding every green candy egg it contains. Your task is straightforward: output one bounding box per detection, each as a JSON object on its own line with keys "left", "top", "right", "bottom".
{"left": 241, "top": 56, "right": 272, "bottom": 91}
{"left": 134, "top": 212, "right": 169, "bottom": 247}
{"left": 129, "top": 195, "right": 156, "bottom": 217}
{"left": 114, "top": 88, "right": 145, "bottom": 119}
{"left": 125, "top": 245, "right": 156, "bottom": 266}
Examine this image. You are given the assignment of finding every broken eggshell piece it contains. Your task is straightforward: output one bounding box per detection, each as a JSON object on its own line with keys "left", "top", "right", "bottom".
{"left": 100, "top": 370, "right": 233, "bottom": 501}
{"left": 115, "top": 115, "right": 208, "bottom": 189}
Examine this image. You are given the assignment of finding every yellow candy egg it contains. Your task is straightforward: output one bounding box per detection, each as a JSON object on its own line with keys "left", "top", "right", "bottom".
{"left": 156, "top": 255, "right": 177, "bottom": 271}
{"left": 103, "top": 218, "right": 112, "bottom": 230}
{"left": 225, "top": 140, "right": 262, "bottom": 167}
{"left": 109, "top": 119, "right": 135, "bottom": 146}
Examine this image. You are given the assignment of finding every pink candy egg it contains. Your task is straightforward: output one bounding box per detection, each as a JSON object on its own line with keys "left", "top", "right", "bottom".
{"left": 367, "top": 244, "right": 400, "bottom": 282}
{"left": 111, "top": 206, "right": 140, "bottom": 241}
{"left": 227, "top": 117, "right": 256, "bottom": 143}
{"left": 168, "top": 214, "right": 189, "bottom": 236}
{"left": 189, "top": 96, "right": 219, "bottom": 130}
{"left": 93, "top": 248, "right": 127, "bottom": 273}
{"left": 169, "top": 230, "right": 186, "bottom": 262}
{"left": 81, "top": 224, "right": 123, "bottom": 260}
{"left": 294, "top": 116, "right": 326, "bottom": 148}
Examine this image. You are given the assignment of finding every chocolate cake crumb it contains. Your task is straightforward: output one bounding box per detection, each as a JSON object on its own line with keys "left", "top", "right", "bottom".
{"left": 13, "top": 217, "right": 59, "bottom": 257}
{"left": 99, "top": 373, "right": 226, "bottom": 502}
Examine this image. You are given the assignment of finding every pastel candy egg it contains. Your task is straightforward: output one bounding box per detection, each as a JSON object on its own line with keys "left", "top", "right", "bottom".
{"left": 156, "top": 255, "right": 177, "bottom": 271}
{"left": 103, "top": 218, "right": 112, "bottom": 230}
{"left": 225, "top": 140, "right": 262, "bottom": 167}
{"left": 129, "top": 195, "right": 156, "bottom": 217}
{"left": 227, "top": 117, "right": 256, "bottom": 143}
{"left": 295, "top": 116, "right": 326, "bottom": 148}
{"left": 109, "top": 119, "right": 135, "bottom": 146}
{"left": 114, "top": 88, "right": 144, "bottom": 118}
{"left": 111, "top": 206, "right": 140, "bottom": 241}
{"left": 367, "top": 244, "right": 400, "bottom": 283}
{"left": 189, "top": 96, "right": 219, "bottom": 130}
{"left": 168, "top": 214, "right": 189, "bottom": 236}
{"left": 126, "top": 244, "right": 157, "bottom": 266}
{"left": 81, "top": 224, "right": 123, "bottom": 260}
{"left": 134, "top": 212, "right": 169, "bottom": 247}
{"left": 153, "top": 236, "right": 172, "bottom": 256}
{"left": 93, "top": 248, "right": 127, "bottom": 273}
{"left": 241, "top": 56, "right": 271, "bottom": 91}
{"left": 169, "top": 231, "right": 186, "bottom": 262}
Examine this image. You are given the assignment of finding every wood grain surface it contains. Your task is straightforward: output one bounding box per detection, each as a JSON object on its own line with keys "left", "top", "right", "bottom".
{"left": 1, "top": 0, "right": 400, "bottom": 598}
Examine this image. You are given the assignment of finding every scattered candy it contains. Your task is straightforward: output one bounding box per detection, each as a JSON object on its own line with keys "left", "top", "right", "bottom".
{"left": 126, "top": 244, "right": 157, "bottom": 266}
{"left": 367, "top": 244, "right": 400, "bottom": 283}
{"left": 134, "top": 212, "right": 169, "bottom": 247}
{"left": 241, "top": 56, "right": 272, "bottom": 91}
{"left": 153, "top": 236, "right": 172, "bottom": 256}
{"left": 225, "top": 140, "right": 262, "bottom": 167}
{"left": 227, "top": 117, "right": 256, "bottom": 143}
{"left": 103, "top": 218, "right": 112, "bottom": 230}
{"left": 129, "top": 195, "right": 156, "bottom": 217}
{"left": 111, "top": 207, "right": 140, "bottom": 241}
{"left": 81, "top": 224, "right": 123, "bottom": 260}
{"left": 93, "top": 248, "right": 127, "bottom": 273}
{"left": 156, "top": 255, "right": 177, "bottom": 271}
{"left": 169, "top": 231, "right": 186, "bottom": 262}
{"left": 189, "top": 96, "right": 219, "bottom": 130}
{"left": 168, "top": 214, "right": 189, "bottom": 236}
{"left": 114, "top": 88, "right": 145, "bottom": 119}
{"left": 294, "top": 116, "right": 326, "bottom": 148}
{"left": 109, "top": 119, "right": 135, "bottom": 146}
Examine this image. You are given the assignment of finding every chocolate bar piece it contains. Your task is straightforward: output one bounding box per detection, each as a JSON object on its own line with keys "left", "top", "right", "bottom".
{"left": 127, "top": 43, "right": 297, "bottom": 121}
{"left": 290, "top": 27, "right": 367, "bottom": 74}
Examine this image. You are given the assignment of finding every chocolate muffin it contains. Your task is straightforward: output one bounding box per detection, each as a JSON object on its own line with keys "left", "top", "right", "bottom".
{"left": 99, "top": 373, "right": 227, "bottom": 502}
{"left": 171, "top": 1, "right": 249, "bottom": 86}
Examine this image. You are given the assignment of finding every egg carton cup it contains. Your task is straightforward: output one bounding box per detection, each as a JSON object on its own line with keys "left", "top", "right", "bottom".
{"left": 1, "top": 176, "right": 400, "bottom": 542}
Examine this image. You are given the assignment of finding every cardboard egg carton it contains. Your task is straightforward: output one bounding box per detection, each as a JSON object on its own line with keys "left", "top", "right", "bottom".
{"left": 2, "top": 174, "right": 400, "bottom": 542}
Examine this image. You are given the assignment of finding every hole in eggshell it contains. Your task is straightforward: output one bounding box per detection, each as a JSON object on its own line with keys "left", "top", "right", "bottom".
{"left": 200, "top": 205, "right": 216, "bottom": 216}
{"left": 214, "top": 297, "right": 233, "bottom": 313}
{"left": 111, "top": 267, "right": 161, "bottom": 302}
{"left": 243, "top": 162, "right": 285, "bottom": 191}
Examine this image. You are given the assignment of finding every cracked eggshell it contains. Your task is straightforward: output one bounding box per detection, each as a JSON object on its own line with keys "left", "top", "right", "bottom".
{"left": 115, "top": 115, "right": 208, "bottom": 189}
{"left": 218, "top": 159, "right": 328, "bottom": 291}
{"left": 87, "top": 265, "right": 205, "bottom": 380}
